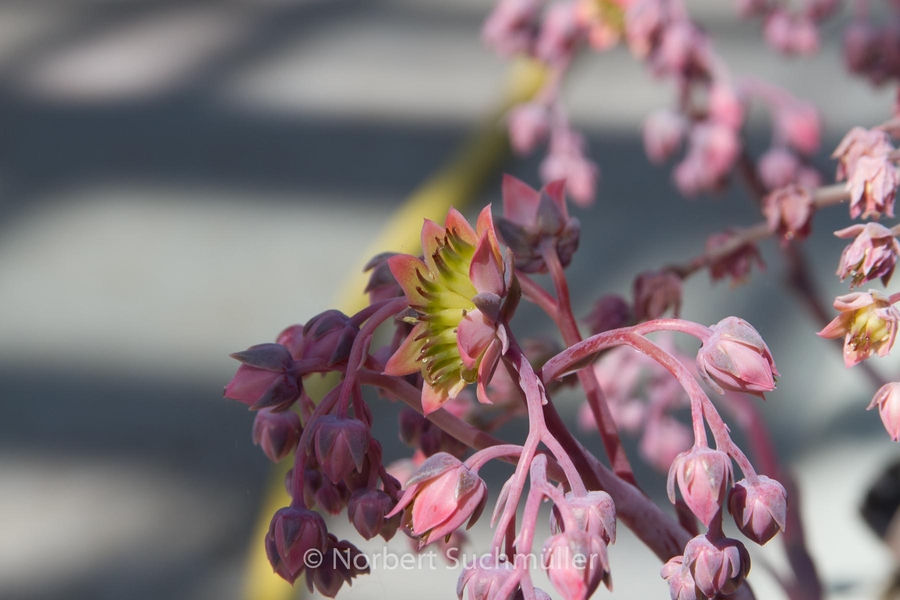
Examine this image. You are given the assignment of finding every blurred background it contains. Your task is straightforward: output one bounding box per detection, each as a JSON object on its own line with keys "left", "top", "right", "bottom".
{"left": 1, "top": 0, "right": 899, "bottom": 598}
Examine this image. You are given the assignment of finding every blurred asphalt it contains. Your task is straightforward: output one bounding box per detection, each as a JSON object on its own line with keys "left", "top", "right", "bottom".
{"left": 1, "top": 1, "right": 899, "bottom": 599}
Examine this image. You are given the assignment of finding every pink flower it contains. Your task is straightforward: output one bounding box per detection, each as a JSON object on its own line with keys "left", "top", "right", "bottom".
{"left": 683, "top": 535, "right": 750, "bottom": 598}
{"left": 757, "top": 147, "right": 800, "bottom": 191}
{"left": 775, "top": 101, "right": 821, "bottom": 156}
{"left": 507, "top": 102, "right": 551, "bottom": 155}
{"left": 708, "top": 83, "right": 745, "bottom": 131}
{"left": 696, "top": 316, "right": 779, "bottom": 397}
{"left": 265, "top": 506, "right": 328, "bottom": 583}
{"left": 762, "top": 184, "right": 815, "bottom": 243}
{"left": 494, "top": 175, "right": 581, "bottom": 273}
{"left": 224, "top": 343, "right": 302, "bottom": 411}
{"left": 706, "top": 231, "right": 766, "bottom": 286}
{"left": 252, "top": 407, "right": 302, "bottom": 463}
{"left": 633, "top": 270, "right": 682, "bottom": 321}
{"left": 728, "top": 476, "right": 788, "bottom": 545}
{"left": 869, "top": 382, "right": 900, "bottom": 442}
{"left": 386, "top": 452, "right": 488, "bottom": 547}
{"left": 835, "top": 223, "right": 900, "bottom": 288}
{"left": 542, "top": 531, "right": 611, "bottom": 599}
{"left": 833, "top": 126, "right": 894, "bottom": 182}
{"left": 847, "top": 154, "right": 899, "bottom": 220}
{"left": 549, "top": 490, "right": 617, "bottom": 544}
{"left": 384, "top": 207, "right": 513, "bottom": 412}
{"left": 643, "top": 109, "right": 687, "bottom": 164}
{"left": 482, "top": 0, "right": 542, "bottom": 57}
{"left": 540, "top": 128, "right": 600, "bottom": 206}
{"left": 818, "top": 291, "right": 900, "bottom": 367}
{"left": 667, "top": 446, "right": 733, "bottom": 527}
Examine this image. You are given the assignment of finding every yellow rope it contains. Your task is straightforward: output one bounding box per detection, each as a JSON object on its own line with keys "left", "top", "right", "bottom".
{"left": 243, "top": 58, "right": 547, "bottom": 600}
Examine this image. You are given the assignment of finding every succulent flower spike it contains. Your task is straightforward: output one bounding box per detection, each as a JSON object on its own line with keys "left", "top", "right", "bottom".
{"left": 818, "top": 290, "right": 900, "bottom": 367}
{"left": 384, "top": 207, "right": 517, "bottom": 413}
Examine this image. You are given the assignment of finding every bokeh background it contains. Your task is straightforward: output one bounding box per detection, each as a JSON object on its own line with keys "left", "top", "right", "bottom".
{"left": 1, "top": 1, "right": 899, "bottom": 598}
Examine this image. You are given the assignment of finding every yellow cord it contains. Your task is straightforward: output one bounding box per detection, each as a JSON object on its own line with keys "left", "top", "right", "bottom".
{"left": 243, "top": 58, "right": 547, "bottom": 600}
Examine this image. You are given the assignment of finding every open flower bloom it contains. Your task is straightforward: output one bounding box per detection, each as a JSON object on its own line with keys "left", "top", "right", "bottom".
{"left": 835, "top": 222, "right": 900, "bottom": 288}
{"left": 847, "top": 154, "right": 899, "bottom": 220}
{"left": 385, "top": 207, "right": 514, "bottom": 413}
{"left": 386, "top": 453, "right": 487, "bottom": 548}
{"left": 832, "top": 126, "right": 895, "bottom": 182}
{"left": 818, "top": 290, "right": 900, "bottom": 367}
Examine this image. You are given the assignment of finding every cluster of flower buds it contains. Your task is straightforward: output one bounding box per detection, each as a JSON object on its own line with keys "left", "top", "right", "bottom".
{"left": 833, "top": 127, "right": 899, "bottom": 220}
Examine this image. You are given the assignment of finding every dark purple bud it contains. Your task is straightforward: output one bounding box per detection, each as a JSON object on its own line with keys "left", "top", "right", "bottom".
{"left": 683, "top": 534, "right": 750, "bottom": 598}
{"left": 633, "top": 270, "right": 682, "bottom": 321}
{"left": 315, "top": 479, "right": 351, "bottom": 515}
{"left": 364, "top": 252, "right": 404, "bottom": 304}
{"left": 584, "top": 295, "right": 632, "bottom": 335}
{"left": 265, "top": 506, "right": 328, "bottom": 581}
{"left": 224, "top": 343, "right": 302, "bottom": 411}
{"left": 311, "top": 415, "right": 371, "bottom": 484}
{"left": 252, "top": 408, "right": 302, "bottom": 462}
{"left": 306, "top": 535, "right": 370, "bottom": 598}
{"left": 728, "top": 476, "right": 787, "bottom": 545}
{"left": 347, "top": 489, "right": 395, "bottom": 540}
{"left": 302, "top": 310, "right": 359, "bottom": 367}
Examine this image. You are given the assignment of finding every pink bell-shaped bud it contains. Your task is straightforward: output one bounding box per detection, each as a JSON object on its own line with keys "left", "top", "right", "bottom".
{"left": 633, "top": 270, "right": 682, "bottom": 321}
{"left": 661, "top": 555, "right": 701, "bottom": 600}
{"left": 668, "top": 446, "right": 733, "bottom": 527}
{"left": 456, "top": 555, "right": 517, "bottom": 600}
{"left": 869, "top": 382, "right": 900, "bottom": 442}
{"left": 728, "top": 476, "right": 788, "bottom": 545}
{"left": 848, "top": 154, "right": 899, "bottom": 220}
{"left": 252, "top": 407, "right": 302, "bottom": 463}
{"left": 763, "top": 185, "right": 815, "bottom": 243}
{"left": 757, "top": 147, "right": 800, "bottom": 191}
{"left": 643, "top": 109, "right": 687, "bottom": 164}
{"left": 310, "top": 414, "right": 371, "bottom": 484}
{"left": 549, "top": 491, "right": 617, "bottom": 544}
{"left": 696, "top": 317, "right": 779, "bottom": 397}
{"left": 683, "top": 535, "right": 751, "bottom": 598}
{"left": 265, "top": 506, "right": 328, "bottom": 582}
{"left": 301, "top": 310, "right": 359, "bottom": 367}
{"left": 347, "top": 488, "right": 394, "bottom": 540}
{"left": 542, "top": 531, "right": 611, "bottom": 600}
{"left": 508, "top": 102, "right": 551, "bottom": 155}
{"left": 225, "top": 343, "right": 302, "bottom": 411}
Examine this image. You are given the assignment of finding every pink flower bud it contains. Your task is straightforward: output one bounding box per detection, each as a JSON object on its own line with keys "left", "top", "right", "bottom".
{"left": 535, "top": 2, "right": 583, "bottom": 64}
{"left": 653, "top": 21, "right": 701, "bottom": 75}
{"left": 640, "top": 417, "right": 693, "bottom": 472}
{"left": 708, "top": 83, "right": 745, "bottom": 131}
{"left": 833, "top": 126, "right": 895, "bottom": 182}
{"left": 835, "top": 223, "right": 900, "bottom": 288}
{"left": 633, "top": 270, "right": 682, "bottom": 321}
{"left": 869, "top": 382, "right": 900, "bottom": 442}
{"left": 757, "top": 147, "right": 800, "bottom": 191}
{"left": 818, "top": 290, "right": 900, "bottom": 367}
{"left": 848, "top": 154, "right": 899, "bottom": 220}
{"left": 549, "top": 490, "right": 617, "bottom": 544}
{"left": 265, "top": 506, "right": 328, "bottom": 582}
{"left": 387, "top": 452, "right": 488, "bottom": 547}
{"left": 683, "top": 535, "right": 750, "bottom": 598}
{"left": 776, "top": 101, "right": 820, "bottom": 156}
{"left": 495, "top": 175, "right": 581, "bottom": 274}
{"left": 347, "top": 489, "right": 394, "bottom": 540}
{"left": 667, "top": 447, "right": 733, "bottom": 527}
{"left": 276, "top": 324, "right": 305, "bottom": 359}
{"left": 661, "top": 555, "right": 700, "bottom": 600}
{"left": 542, "top": 531, "right": 611, "bottom": 599}
{"left": 508, "top": 103, "right": 551, "bottom": 155}
{"left": 687, "top": 121, "right": 741, "bottom": 182}
{"left": 306, "top": 535, "right": 369, "bottom": 597}
{"left": 456, "top": 555, "right": 517, "bottom": 600}
{"left": 584, "top": 294, "right": 631, "bottom": 335}
{"left": 311, "top": 414, "right": 371, "bottom": 484}
{"left": 301, "top": 310, "right": 358, "bottom": 367}
{"left": 482, "top": 0, "right": 542, "bottom": 58}
{"left": 643, "top": 109, "right": 687, "bottom": 164}
{"left": 728, "top": 476, "right": 788, "bottom": 545}
{"left": 540, "top": 128, "right": 600, "bottom": 207}
{"left": 706, "top": 231, "right": 765, "bottom": 286}
{"left": 763, "top": 184, "right": 815, "bottom": 243}
{"left": 252, "top": 408, "right": 302, "bottom": 463}
{"left": 696, "top": 316, "right": 779, "bottom": 397}
{"left": 625, "top": 0, "right": 665, "bottom": 58}
{"left": 224, "top": 343, "right": 302, "bottom": 411}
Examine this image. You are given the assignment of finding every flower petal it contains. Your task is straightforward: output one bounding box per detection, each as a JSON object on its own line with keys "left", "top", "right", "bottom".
{"left": 388, "top": 254, "right": 431, "bottom": 306}
{"left": 501, "top": 174, "right": 540, "bottom": 226}
{"left": 384, "top": 323, "right": 427, "bottom": 376}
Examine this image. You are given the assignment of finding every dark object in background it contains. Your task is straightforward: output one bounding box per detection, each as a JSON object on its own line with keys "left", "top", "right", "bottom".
{"left": 861, "top": 460, "right": 900, "bottom": 599}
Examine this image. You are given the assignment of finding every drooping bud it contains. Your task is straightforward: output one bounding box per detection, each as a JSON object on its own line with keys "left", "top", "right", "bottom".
{"left": 542, "top": 531, "right": 611, "bottom": 599}
{"left": 643, "top": 109, "right": 687, "bottom": 164}
{"left": 696, "top": 317, "right": 779, "bottom": 397}
{"left": 667, "top": 446, "right": 733, "bottom": 527}
{"left": 633, "top": 270, "right": 682, "bottom": 321}
{"left": 682, "top": 535, "right": 751, "bottom": 598}
{"left": 639, "top": 416, "right": 693, "bottom": 473}
{"left": 310, "top": 414, "right": 371, "bottom": 484}
{"left": 482, "top": 0, "right": 542, "bottom": 57}
{"left": 757, "top": 147, "right": 800, "bottom": 191}
{"left": 869, "top": 382, "right": 900, "bottom": 442}
{"left": 549, "top": 491, "right": 617, "bottom": 544}
{"left": 224, "top": 343, "right": 302, "bottom": 411}
{"left": 302, "top": 310, "right": 358, "bottom": 367}
{"left": 276, "top": 324, "right": 305, "bottom": 359}
{"left": 386, "top": 452, "right": 488, "bottom": 547}
{"left": 540, "top": 128, "right": 600, "bottom": 207}
{"left": 775, "top": 100, "right": 820, "bottom": 156}
{"left": 265, "top": 506, "right": 328, "bottom": 582}
{"left": 847, "top": 154, "right": 899, "bottom": 220}
{"left": 818, "top": 290, "right": 900, "bottom": 367}
{"left": 456, "top": 555, "right": 518, "bottom": 600}
{"left": 661, "top": 555, "right": 700, "bottom": 600}
{"left": 252, "top": 408, "right": 302, "bottom": 463}
{"left": 708, "top": 83, "right": 745, "bottom": 131}
{"left": 705, "top": 231, "right": 765, "bottom": 286}
{"left": 833, "top": 126, "right": 894, "bottom": 182}
{"left": 728, "top": 476, "right": 788, "bottom": 545}
{"left": 305, "top": 534, "right": 370, "bottom": 597}
{"left": 347, "top": 488, "right": 394, "bottom": 540}
{"left": 508, "top": 102, "right": 551, "bottom": 155}
{"left": 584, "top": 294, "right": 631, "bottom": 335}
{"left": 763, "top": 184, "right": 815, "bottom": 243}
{"left": 363, "top": 252, "right": 403, "bottom": 304}
{"left": 835, "top": 223, "right": 900, "bottom": 288}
